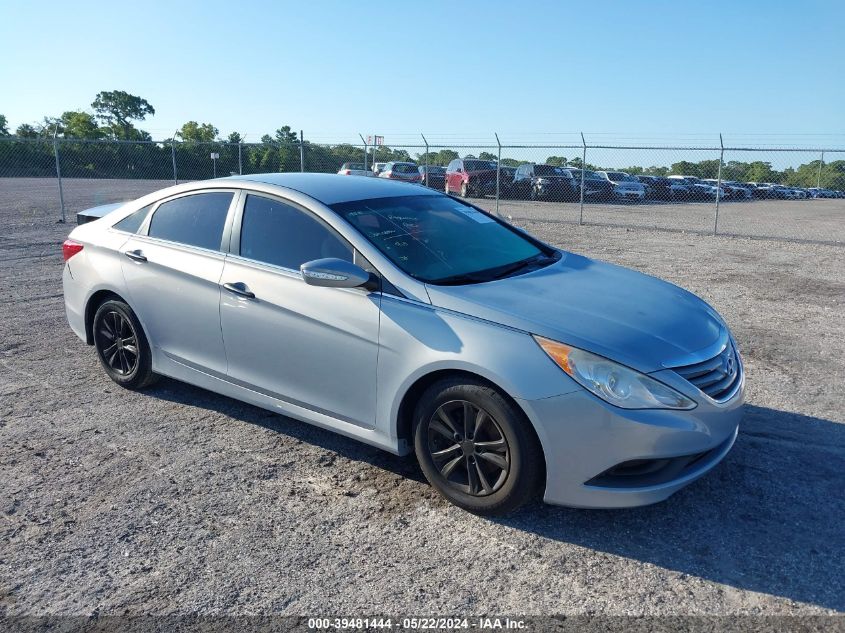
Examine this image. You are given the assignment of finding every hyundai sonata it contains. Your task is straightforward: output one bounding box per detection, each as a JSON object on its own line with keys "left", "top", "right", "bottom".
{"left": 62, "top": 174, "right": 744, "bottom": 514}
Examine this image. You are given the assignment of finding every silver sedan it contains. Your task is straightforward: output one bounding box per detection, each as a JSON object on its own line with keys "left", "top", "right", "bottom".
{"left": 62, "top": 174, "right": 744, "bottom": 514}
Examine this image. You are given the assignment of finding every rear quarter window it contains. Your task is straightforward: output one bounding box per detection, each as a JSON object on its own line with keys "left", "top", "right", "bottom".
{"left": 113, "top": 204, "right": 153, "bottom": 234}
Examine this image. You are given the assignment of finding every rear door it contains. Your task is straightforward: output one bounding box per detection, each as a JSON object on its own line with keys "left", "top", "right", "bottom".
{"left": 119, "top": 190, "right": 236, "bottom": 375}
{"left": 219, "top": 192, "right": 381, "bottom": 427}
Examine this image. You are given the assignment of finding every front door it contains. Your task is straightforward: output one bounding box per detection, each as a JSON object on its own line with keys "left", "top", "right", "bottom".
{"left": 219, "top": 192, "right": 381, "bottom": 427}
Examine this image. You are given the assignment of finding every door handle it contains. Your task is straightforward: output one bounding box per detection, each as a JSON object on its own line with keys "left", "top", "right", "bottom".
{"left": 125, "top": 249, "right": 147, "bottom": 262}
{"left": 222, "top": 282, "right": 255, "bottom": 299}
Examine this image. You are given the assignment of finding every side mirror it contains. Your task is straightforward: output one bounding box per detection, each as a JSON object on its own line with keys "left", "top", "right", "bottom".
{"left": 300, "top": 258, "right": 373, "bottom": 289}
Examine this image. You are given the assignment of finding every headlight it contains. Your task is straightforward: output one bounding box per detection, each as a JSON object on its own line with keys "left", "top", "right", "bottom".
{"left": 534, "top": 336, "right": 696, "bottom": 410}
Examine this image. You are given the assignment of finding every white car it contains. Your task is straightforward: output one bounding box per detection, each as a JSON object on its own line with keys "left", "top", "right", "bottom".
{"left": 596, "top": 171, "right": 646, "bottom": 201}
{"left": 337, "top": 163, "right": 374, "bottom": 177}
{"left": 372, "top": 162, "right": 387, "bottom": 176}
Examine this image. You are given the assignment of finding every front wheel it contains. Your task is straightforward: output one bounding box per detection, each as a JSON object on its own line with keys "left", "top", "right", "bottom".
{"left": 413, "top": 378, "right": 544, "bottom": 515}
{"left": 460, "top": 182, "right": 469, "bottom": 198}
{"left": 93, "top": 299, "right": 158, "bottom": 390}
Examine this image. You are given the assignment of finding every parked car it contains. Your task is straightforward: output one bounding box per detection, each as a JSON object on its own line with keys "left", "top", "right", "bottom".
{"left": 701, "top": 179, "right": 752, "bottom": 200}
{"left": 378, "top": 162, "right": 422, "bottom": 183}
{"left": 808, "top": 187, "right": 835, "bottom": 198}
{"left": 445, "top": 158, "right": 498, "bottom": 198}
{"left": 668, "top": 176, "right": 725, "bottom": 200}
{"left": 419, "top": 165, "right": 446, "bottom": 190}
{"left": 337, "top": 163, "right": 373, "bottom": 177}
{"left": 497, "top": 166, "right": 518, "bottom": 198}
{"left": 566, "top": 169, "right": 615, "bottom": 201}
{"left": 512, "top": 163, "right": 580, "bottom": 201}
{"left": 596, "top": 171, "right": 646, "bottom": 201}
{"left": 636, "top": 175, "right": 673, "bottom": 201}
{"left": 63, "top": 173, "right": 743, "bottom": 514}
{"left": 372, "top": 162, "right": 387, "bottom": 176}
{"left": 745, "top": 182, "right": 777, "bottom": 199}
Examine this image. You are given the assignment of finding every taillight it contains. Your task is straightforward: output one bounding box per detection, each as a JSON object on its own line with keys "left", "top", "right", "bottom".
{"left": 343, "top": 169, "right": 351, "bottom": 175}
{"left": 384, "top": 171, "right": 393, "bottom": 178}
{"left": 63, "top": 239, "right": 83, "bottom": 261}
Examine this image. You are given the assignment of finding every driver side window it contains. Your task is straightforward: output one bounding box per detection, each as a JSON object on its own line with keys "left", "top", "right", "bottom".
{"left": 239, "top": 194, "right": 352, "bottom": 270}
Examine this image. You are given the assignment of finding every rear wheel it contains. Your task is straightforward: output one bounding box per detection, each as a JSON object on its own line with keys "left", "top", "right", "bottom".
{"left": 460, "top": 182, "right": 468, "bottom": 198}
{"left": 413, "top": 378, "right": 543, "bottom": 515}
{"left": 93, "top": 299, "right": 157, "bottom": 390}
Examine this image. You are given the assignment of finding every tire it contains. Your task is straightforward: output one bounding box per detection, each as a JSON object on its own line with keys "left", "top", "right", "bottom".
{"left": 445, "top": 180, "right": 450, "bottom": 195}
{"left": 92, "top": 299, "right": 158, "bottom": 390}
{"left": 413, "top": 378, "right": 544, "bottom": 515}
{"left": 460, "top": 182, "right": 468, "bottom": 198}
{"left": 530, "top": 185, "right": 539, "bottom": 201}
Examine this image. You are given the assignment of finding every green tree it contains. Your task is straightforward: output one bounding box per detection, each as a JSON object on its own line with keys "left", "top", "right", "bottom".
{"left": 545, "top": 155, "right": 567, "bottom": 166}
{"left": 226, "top": 131, "right": 244, "bottom": 144}
{"left": 479, "top": 151, "right": 497, "bottom": 162}
{"left": 15, "top": 123, "right": 38, "bottom": 138}
{"left": 92, "top": 90, "right": 155, "bottom": 140}
{"left": 58, "top": 111, "right": 103, "bottom": 138}
{"left": 744, "top": 161, "right": 780, "bottom": 183}
{"left": 177, "top": 121, "right": 219, "bottom": 142}
{"left": 0, "top": 114, "right": 8, "bottom": 136}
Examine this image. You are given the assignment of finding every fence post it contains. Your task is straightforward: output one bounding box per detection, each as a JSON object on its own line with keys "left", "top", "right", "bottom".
{"left": 714, "top": 133, "right": 724, "bottom": 235}
{"left": 299, "top": 130, "right": 305, "bottom": 172}
{"left": 579, "top": 132, "right": 586, "bottom": 225}
{"left": 495, "top": 133, "right": 502, "bottom": 217}
{"left": 359, "top": 134, "right": 368, "bottom": 171}
{"left": 421, "top": 133, "right": 429, "bottom": 187}
{"left": 817, "top": 151, "right": 825, "bottom": 189}
{"left": 52, "top": 130, "right": 66, "bottom": 223}
{"left": 171, "top": 138, "right": 178, "bottom": 185}
{"left": 238, "top": 141, "right": 243, "bottom": 175}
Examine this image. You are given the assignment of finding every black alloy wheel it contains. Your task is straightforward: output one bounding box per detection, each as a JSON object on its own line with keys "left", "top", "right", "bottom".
{"left": 426, "top": 400, "right": 510, "bottom": 497}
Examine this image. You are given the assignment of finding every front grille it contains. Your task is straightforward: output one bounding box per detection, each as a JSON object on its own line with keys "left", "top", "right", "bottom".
{"left": 671, "top": 342, "right": 741, "bottom": 402}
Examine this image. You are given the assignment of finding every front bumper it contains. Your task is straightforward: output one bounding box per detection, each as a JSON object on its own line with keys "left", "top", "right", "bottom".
{"left": 517, "top": 367, "right": 744, "bottom": 508}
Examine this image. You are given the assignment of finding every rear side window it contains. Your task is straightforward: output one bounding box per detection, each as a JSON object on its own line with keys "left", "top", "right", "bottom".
{"left": 239, "top": 194, "right": 352, "bottom": 270}
{"left": 147, "top": 192, "right": 233, "bottom": 250}
{"left": 113, "top": 204, "right": 152, "bottom": 234}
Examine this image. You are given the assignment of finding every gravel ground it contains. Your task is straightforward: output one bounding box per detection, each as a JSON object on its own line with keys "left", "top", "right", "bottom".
{"left": 1, "top": 178, "right": 844, "bottom": 617}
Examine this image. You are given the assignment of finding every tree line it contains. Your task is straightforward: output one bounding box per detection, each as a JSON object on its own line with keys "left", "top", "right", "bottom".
{"left": 1, "top": 91, "right": 843, "bottom": 189}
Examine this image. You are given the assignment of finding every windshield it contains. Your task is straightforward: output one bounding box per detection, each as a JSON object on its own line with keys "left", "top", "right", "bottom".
{"left": 330, "top": 195, "right": 550, "bottom": 284}
{"left": 342, "top": 163, "right": 364, "bottom": 170}
{"left": 534, "top": 164, "right": 568, "bottom": 177}
{"left": 606, "top": 172, "right": 636, "bottom": 182}
{"left": 391, "top": 163, "right": 418, "bottom": 174}
{"left": 463, "top": 160, "right": 497, "bottom": 171}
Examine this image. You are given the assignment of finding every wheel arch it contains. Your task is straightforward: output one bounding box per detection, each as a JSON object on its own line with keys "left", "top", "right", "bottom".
{"left": 84, "top": 289, "right": 127, "bottom": 345}
{"left": 395, "top": 368, "right": 546, "bottom": 479}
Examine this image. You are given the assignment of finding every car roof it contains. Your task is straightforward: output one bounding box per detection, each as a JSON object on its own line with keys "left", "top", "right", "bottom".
{"left": 221, "top": 172, "right": 438, "bottom": 205}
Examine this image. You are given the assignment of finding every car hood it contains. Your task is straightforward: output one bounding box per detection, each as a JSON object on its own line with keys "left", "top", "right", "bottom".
{"left": 424, "top": 252, "right": 724, "bottom": 373}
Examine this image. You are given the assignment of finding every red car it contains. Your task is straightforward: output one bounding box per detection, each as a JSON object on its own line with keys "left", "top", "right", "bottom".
{"left": 445, "top": 158, "right": 498, "bottom": 198}
{"left": 377, "top": 162, "right": 422, "bottom": 183}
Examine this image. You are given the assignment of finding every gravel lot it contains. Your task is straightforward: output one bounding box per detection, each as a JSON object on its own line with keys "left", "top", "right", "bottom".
{"left": 1, "top": 178, "right": 844, "bottom": 617}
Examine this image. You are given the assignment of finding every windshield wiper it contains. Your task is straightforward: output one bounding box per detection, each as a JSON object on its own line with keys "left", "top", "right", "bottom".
{"left": 488, "top": 253, "right": 559, "bottom": 280}
{"left": 431, "top": 252, "right": 559, "bottom": 286}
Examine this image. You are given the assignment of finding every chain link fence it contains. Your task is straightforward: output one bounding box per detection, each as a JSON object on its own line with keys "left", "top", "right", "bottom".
{"left": 0, "top": 134, "right": 842, "bottom": 244}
